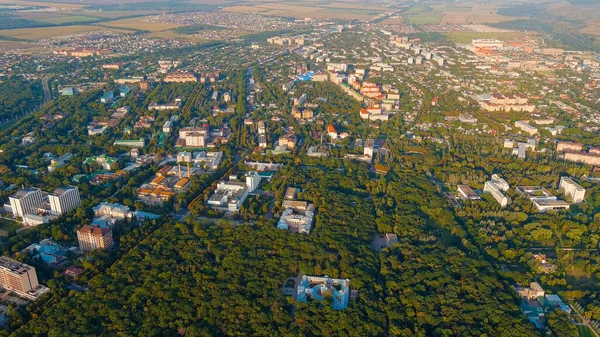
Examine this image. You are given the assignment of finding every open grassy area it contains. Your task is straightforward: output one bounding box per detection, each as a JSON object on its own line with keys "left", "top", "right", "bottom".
{"left": 0, "top": 218, "right": 22, "bottom": 233}
{"left": 577, "top": 325, "right": 595, "bottom": 337}
{"left": 444, "top": 31, "right": 527, "bottom": 44}
{"left": 222, "top": 1, "right": 383, "bottom": 19}
{"left": 406, "top": 11, "right": 444, "bottom": 25}
{"left": 35, "top": 15, "right": 100, "bottom": 24}
{"left": 0, "top": 25, "right": 129, "bottom": 40}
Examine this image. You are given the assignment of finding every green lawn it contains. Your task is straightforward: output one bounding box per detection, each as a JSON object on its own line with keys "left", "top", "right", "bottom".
{"left": 0, "top": 218, "right": 21, "bottom": 233}
{"left": 577, "top": 325, "right": 595, "bottom": 337}
{"left": 406, "top": 12, "right": 444, "bottom": 25}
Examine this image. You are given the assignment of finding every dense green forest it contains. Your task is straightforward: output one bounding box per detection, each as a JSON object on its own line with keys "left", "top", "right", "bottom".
{"left": 12, "top": 164, "right": 539, "bottom": 336}
{"left": 0, "top": 77, "right": 44, "bottom": 121}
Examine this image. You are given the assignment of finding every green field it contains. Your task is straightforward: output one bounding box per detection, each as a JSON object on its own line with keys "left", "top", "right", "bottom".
{"left": 36, "top": 15, "right": 100, "bottom": 25}
{"left": 577, "top": 325, "right": 595, "bottom": 337}
{"left": 0, "top": 218, "right": 21, "bottom": 233}
{"left": 406, "top": 11, "right": 444, "bottom": 25}
{"left": 444, "top": 31, "right": 526, "bottom": 44}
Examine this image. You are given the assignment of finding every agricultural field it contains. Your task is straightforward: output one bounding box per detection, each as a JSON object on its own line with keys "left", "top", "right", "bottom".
{"left": 0, "top": 40, "right": 37, "bottom": 51}
{"left": 0, "top": 0, "right": 83, "bottom": 9}
{"left": 99, "top": 17, "right": 182, "bottom": 32}
{"left": 415, "top": 3, "right": 526, "bottom": 25}
{"left": 0, "top": 25, "right": 128, "bottom": 40}
{"left": 222, "top": 1, "right": 384, "bottom": 20}
{"left": 31, "top": 15, "right": 100, "bottom": 25}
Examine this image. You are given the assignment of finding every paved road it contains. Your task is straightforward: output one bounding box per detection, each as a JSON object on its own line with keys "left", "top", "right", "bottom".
{"left": 571, "top": 304, "right": 600, "bottom": 337}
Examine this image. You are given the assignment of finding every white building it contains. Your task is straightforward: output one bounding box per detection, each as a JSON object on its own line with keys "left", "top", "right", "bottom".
{"left": 514, "top": 121, "right": 538, "bottom": 135}
{"left": 9, "top": 188, "right": 44, "bottom": 218}
{"left": 48, "top": 186, "right": 80, "bottom": 215}
{"left": 245, "top": 171, "right": 261, "bottom": 193}
{"left": 559, "top": 176, "right": 585, "bottom": 203}
{"left": 484, "top": 181, "right": 510, "bottom": 207}
{"left": 490, "top": 174, "right": 509, "bottom": 192}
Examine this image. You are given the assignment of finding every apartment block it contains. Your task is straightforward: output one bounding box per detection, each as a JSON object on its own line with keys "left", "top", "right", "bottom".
{"left": 77, "top": 225, "right": 114, "bottom": 253}
{"left": 9, "top": 188, "right": 44, "bottom": 218}
{"left": 48, "top": 185, "right": 81, "bottom": 215}
{"left": 556, "top": 141, "right": 583, "bottom": 153}
{"left": 0, "top": 256, "right": 49, "bottom": 300}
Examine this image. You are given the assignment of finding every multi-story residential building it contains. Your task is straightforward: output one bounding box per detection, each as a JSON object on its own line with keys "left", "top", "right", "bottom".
{"left": 77, "top": 225, "right": 114, "bottom": 253}
{"left": 559, "top": 176, "right": 585, "bottom": 203}
{"left": 0, "top": 256, "right": 49, "bottom": 300}
{"left": 164, "top": 72, "right": 197, "bottom": 83}
{"left": 48, "top": 186, "right": 81, "bottom": 215}
{"left": 9, "top": 188, "right": 44, "bottom": 218}
{"left": 514, "top": 121, "right": 538, "bottom": 135}
{"left": 556, "top": 141, "right": 583, "bottom": 153}
{"left": 563, "top": 152, "right": 600, "bottom": 166}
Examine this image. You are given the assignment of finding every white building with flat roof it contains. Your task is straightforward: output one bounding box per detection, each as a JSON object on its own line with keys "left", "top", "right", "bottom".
{"left": 559, "top": 176, "right": 585, "bottom": 203}
{"left": 9, "top": 188, "right": 44, "bottom": 218}
{"left": 490, "top": 174, "right": 509, "bottom": 192}
{"left": 514, "top": 121, "right": 538, "bottom": 135}
{"left": 48, "top": 185, "right": 80, "bottom": 215}
{"left": 484, "top": 181, "right": 510, "bottom": 207}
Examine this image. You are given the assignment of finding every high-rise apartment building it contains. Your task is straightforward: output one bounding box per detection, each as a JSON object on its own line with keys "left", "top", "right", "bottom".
{"left": 9, "top": 188, "right": 44, "bottom": 218}
{"left": 49, "top": 185, "right": 81, "bottom": 215}
{"left": 77, "top": 225, "right": 114, "bottom": 253}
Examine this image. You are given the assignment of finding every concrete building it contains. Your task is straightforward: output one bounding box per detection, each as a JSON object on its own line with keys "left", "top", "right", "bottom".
{"left": 457, "top": 185, "right": 480, "bottom": 200}
{"left": 245, "top": 171, "right": 261, "bottom": 193}
{"left": 559, "top": 176, "right": 585, "bottom": 203}
{"left": 514, "top": 121, "right": 538, "bottom": 135}
{"left": 208, "top": 181, "right": 249, "bottom": 212}
{"left": 484, "top": 181, "right": 510, "bottom": 207}
{"left": 178, "top": 128, "right": 208, "bottom": 147}
{"left": 490, "top": 174, "right": 510, "bottom": 192}
{"left": 556, "top": 141, "right": 583, "bottom": 153}
{"left": 0, "top": 256, "right": 49, "bottom": 300}
{"left": 278, "top": 200, "right": 315, "bottom": 235}
{"left": 48, "top": 185, "right": 80, "bottom": 215}
{"left": 563, "top": 152, "right": 600, "bottom": 166}
{"left": 9, "top": 188, "right": 44, "bottom": 218}
{"left": 515, "top": 282, "right": 545, "bottom": 301}
{"left": 292, "top": 274, "right": 350, "bottom": 310}
{"left": 516, "top": 186, "right": 570, "bottom": 212}
{"left": 77, "top": 225, "right": 114, "bottom": 253}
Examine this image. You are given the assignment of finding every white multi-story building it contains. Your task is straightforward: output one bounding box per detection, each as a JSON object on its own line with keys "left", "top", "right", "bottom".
{"left": 9, "top": 188, "right": 44, "bottom": 218}
{"left": 490, "top": 174, "right": 510, "bottom": 192}
{"left": 48, "top": 186, "right": 80, "bottom": 215}
{"left": 245, "top": 171, "right": 261, "bottom": 193}
{"left": 559, "top": 176, "right": 585, "bottom": 203}
{"left": 514, "top": 121, "right": 538, "bottom": 135}
{"left": 77, "top": 225, "right": 114, "bottom": 253}
{"left": 484, "top": 181, "right": 510, "bottom": 207}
